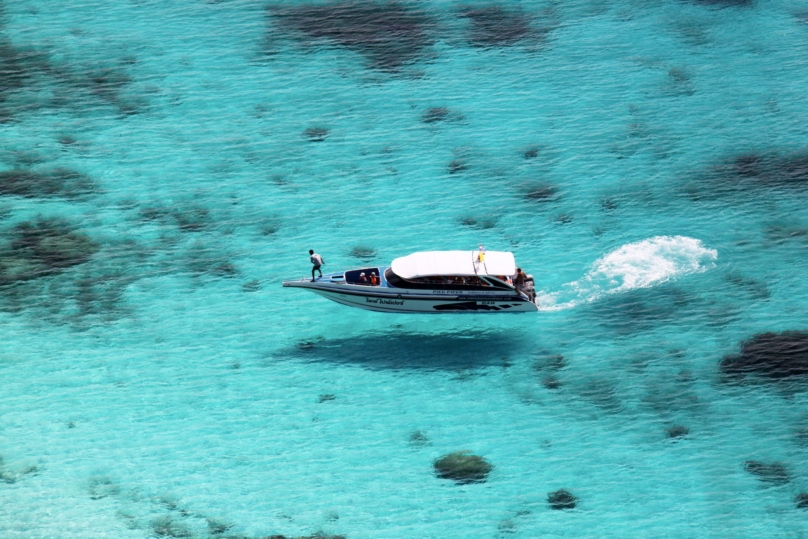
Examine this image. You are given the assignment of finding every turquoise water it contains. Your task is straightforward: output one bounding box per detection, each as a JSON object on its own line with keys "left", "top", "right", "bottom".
{"left": 1, "top": 0, "right": 808, "bottom": 537}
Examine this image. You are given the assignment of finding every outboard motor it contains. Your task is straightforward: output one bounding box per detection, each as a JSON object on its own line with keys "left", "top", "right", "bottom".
{"left": 523, "top": 274, "right": 537, "bottom": 303}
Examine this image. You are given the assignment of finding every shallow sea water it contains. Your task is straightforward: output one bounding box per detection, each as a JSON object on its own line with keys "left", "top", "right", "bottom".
{"left": 1, "top": 0, "right": 808, "bottom": 537}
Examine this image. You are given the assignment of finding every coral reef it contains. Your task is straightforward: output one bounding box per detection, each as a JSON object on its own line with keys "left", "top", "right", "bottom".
{"left": 447, "top": 160, "right": 468, "bottom": 174}
{"left": 691, "top": 0, "right": 752, "bottom": 6}
{"left": 183, "top": 240, "right": 239, "bottom": 279}
{"left": 349, "top": 246, "right": 376, "bottom": 261}
{"left": 302, "top": 127, "right": 329, "bottom": 142}
{"left": 459, "top": 6, "right": 533, "bottom": 47}
{"left": 743, "top": 461, "right": 790, "bottom": 485}
{"left": 151, "top": 515, "right": 192, "bottom": 538}
{"left": 433, "top": 450, "right": 493, "bottom": 484}
{"left": 523, "top": 147, "right": 539, "bottom": 159}
{"left": 693, "top": 151, "right": 808, "bottom": 199}
{"left": 408, "top": 430, "right": 430, "bottom": 448}
{"left": 665, "top": 67, "right": 695, "bottom": 96}
{"left": 666, "top": 425, "right": 689, "bottom": 439}
{"left": 174, "top": 208, "right": 212, "bottom": 232}
{"left": 0, "top": 217, "right": 99, "bottom": 284}
{"left": 87, "top": 476, "right": 121, "bottom": 500}
{"left": 547, "top": 489, "right": 577, "bottom": 510}
{"left": 139, "top": 205, "right": 213, "bottom": 232}
{"left": 0, "top": 168, "right": 97, "bottom": 198}
{"left": 724, "top": 273, "right": 770, "bottom": 300}
{"left": 269, "top": 2, "right": 435, "bottom": 70}
{"left": 0, "top": 38, "right": 49, "bottom": 105}
{"left": 720, "top": 331, "right": 808, "bottom": 379}
{"left": 421, "top": 107, "right": 447, "bottom": 123}
{"left": 522, "top": 183, "right": 558, "bottom": 202}
{"left": 242, "top": 279, "right": 261, "bottom": 292}
{"left": 0, "top": 456, "right": 39, "bottom": 484}
{"left": 458, "top": 216, "right": 497, "bottom": 230}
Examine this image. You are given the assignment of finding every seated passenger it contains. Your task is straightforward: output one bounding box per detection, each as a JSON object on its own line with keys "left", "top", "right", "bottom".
{"left": 369, "top": 271, "right": 378, "bottom": 286}
{"left": 358, "top": 272, "right": 368, "bottom": 285}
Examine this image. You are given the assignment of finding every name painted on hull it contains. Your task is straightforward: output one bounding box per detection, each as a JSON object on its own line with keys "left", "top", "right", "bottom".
{"left": 366, "top": 297, "right": 405, "bottom": 306}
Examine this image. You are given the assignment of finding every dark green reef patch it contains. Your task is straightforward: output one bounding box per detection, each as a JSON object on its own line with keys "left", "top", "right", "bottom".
{"left": 0, "top": 217, "right": 99, "bottom": 285}
{"left": 743, "top": 460, "right": 790, "bottom": 485}
{"left": 0, "top": 168, "right": 97, "bottom": 198}
{"left": 547, "top": 489, "right": 577, "bottom": 510}
{"left": 688, "top": 150, "right": 808, "bottom": 200}
{"left": 433, "top": 450, "right": 493, "bottom": 484}
{"left": 458, "top": 6, "right": 534, "bottom": 47}
{"left": 349, "top": 245, "right": 376, "bottom": 261}
{"left": 720, "top": 331, "right": 808, "bottom": 380}
{"left": 268, "top": 2, "right": 436, "bottom": 71}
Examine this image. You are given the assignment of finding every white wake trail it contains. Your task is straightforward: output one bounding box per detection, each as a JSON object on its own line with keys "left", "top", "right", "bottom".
{"left": 535, "top": 236, "right": 718, "bottom": 312}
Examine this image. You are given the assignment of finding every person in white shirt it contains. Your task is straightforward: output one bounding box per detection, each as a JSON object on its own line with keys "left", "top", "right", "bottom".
{"left": 309, "top": 250, "right": 324, "bottom": 281}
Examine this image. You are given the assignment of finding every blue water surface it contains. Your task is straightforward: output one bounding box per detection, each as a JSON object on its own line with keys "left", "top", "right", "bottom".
{"left": 1, "top": 0, "right": 807, "bottom": 537}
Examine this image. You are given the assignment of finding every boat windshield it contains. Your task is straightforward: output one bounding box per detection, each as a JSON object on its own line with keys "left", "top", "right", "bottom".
{"left": 383, "top": 268, "right": 512, "bottom": 291}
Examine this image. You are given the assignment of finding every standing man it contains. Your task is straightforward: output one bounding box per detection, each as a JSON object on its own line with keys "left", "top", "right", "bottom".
{"left": 514, "top": 267, "right": 526, "bottom": 290}
{"left": 309, "top": 249, "right": 324, "bottom": 281}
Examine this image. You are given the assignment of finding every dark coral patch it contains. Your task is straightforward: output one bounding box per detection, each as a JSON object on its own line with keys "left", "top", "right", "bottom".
{"left": 458, "top": 216, "right": 497, "bottom": 230}
{"left": 665, "top": 67, "right": 695, "bottom": 96}
{"left": 349, "top": 246, "right": 377, "bottom": 261}
{"left": 532, "top": 353, "right": 565, "bottom": 371}
{"left": 0, "top": 218, "right": 99, "bottom": 284}
{"left": 87, "top": 476, "right": 121, "bottom": 500}
{"left": 743, "top": 461, "right": 790, "bottom": 485}
{"left": 0, "top": 168, "right": 96, "bottom": 198}
{"left": 242, "top": 279, "right": 261, "bottom": 292}
{"left": 0, "top": 39, "right": 48, "bottom": 100}
{"left": 87, "top": 68, "right": 133, "bottom": 101}
{"left": 150, "top": 515, "right": 192, "bottom": 538}
{"left": 666, "top": 425, "right": 689, "bottom": 439}
{"left": 547, "top": 489, "right": 577, "bottom": 510}
{"left": 408, "top": 430, "right": 430, "bottom": 448}
{"left": 764, "top": 223, "right": 808, "bottom": 245}
{"left": 420, "top": 107, "right": 464, "bottom": 124}
{"left": 302, "top": 127, "right": 329, "bottom": 142}
{"left": 724, "top": 273, "right": 770, "bottom": 300}
{"left": 447, "top": 160, "right": 468, "bottom": 174}
{"left": 421, "top": 107, "right": 448, "bottom": 123}
{"left": 138, "top": 206, "right": 212, "bottom": 232}
{"left": 269, "top": 2, "right": 435, "bottom": 70}
{"left": 796, "top": 493, "right": 808, "bottom": 509}
{"left": 705, "top": 151, "right": 808, "bottom": 195}
{"left": 183, "top": 241, "right": 239, "bottom": 279}
{"left": 523, "top": 147, "right": 539, "bottom": 159}
{"left": 522, "top": 183, "right": 558, "bottom": 202}
{"left": 174, "top": 207, "right": 211, "bottom": 232}
{"left": 690, "top": 0, "right": 752, "bottom": 6}
{"left": 434, "top": 450, "right": 493, "bottom": 484}
{"left": 720, "top": 331, "right": 808, "bottom": 380}
{"left": 459, "top": 6, "right": 533, "bottom": 47}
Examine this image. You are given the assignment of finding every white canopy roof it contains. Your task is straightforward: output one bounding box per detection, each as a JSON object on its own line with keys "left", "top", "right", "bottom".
{"left": 390, "top": 251, "right": 516, "bottom": 279}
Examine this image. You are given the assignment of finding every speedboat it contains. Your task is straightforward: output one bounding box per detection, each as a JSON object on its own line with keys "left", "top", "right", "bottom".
{"left": 282, "top": 250, "right": 538, "bottom": 313}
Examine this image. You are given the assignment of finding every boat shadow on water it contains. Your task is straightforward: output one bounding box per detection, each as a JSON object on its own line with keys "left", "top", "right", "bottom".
{"left": 279, "top": 330, "right": 529, "bottom": 371}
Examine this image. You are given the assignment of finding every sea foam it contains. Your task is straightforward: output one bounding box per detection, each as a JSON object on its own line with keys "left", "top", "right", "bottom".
{"left": 536, "top": 236, "right": 718, "bottom": 311}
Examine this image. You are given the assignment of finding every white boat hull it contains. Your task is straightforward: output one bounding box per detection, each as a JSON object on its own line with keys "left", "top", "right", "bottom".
{"left": 284, "top": 280, "right": 538, "bottom": 313}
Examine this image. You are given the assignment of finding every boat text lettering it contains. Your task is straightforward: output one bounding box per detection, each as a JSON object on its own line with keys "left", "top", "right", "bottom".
{"left": 365, "top": 297, "right": 405, "bottom": 306}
